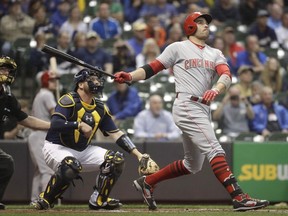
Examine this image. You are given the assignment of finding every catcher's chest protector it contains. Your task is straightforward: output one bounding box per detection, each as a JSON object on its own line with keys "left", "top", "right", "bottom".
{"left": 59, "top": 92, "right": 105, "bottom": 150}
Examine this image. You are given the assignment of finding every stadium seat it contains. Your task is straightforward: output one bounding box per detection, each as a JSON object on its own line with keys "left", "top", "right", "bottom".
{"left": 118, "top": 117, "right": 135, "bottom": 136}
{"left": 268, "top": 132, "right": 288, "bottom": 142}
{"left": 13, "top": 37, "right": 31, "bottom": 51}
{"left": 235, "top": 132, "right": 258, "bottom": 141}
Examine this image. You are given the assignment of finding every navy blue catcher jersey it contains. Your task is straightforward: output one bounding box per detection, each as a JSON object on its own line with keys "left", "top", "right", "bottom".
{"left": 46, "top": 92, "right": 119, "bottom": 151}
{"left": 0, "top": 93, "right": 28, "bottom": 139}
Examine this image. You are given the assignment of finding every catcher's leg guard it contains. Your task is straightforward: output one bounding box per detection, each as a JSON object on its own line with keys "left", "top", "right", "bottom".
{"left": 33, "top": 156, "right": 82, "bottom": 210}
{"left": 89, "top": 150, "right": 125, "bottom": 210}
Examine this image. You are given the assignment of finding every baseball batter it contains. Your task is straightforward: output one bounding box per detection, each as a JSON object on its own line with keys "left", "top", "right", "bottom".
{"left": 114, "top": 12, "right": 269, "bottom": 211}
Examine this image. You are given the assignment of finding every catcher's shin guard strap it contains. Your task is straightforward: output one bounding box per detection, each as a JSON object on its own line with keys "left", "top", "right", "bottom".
{"left": 116, "top": 134, "right": 136, "bottom": 153}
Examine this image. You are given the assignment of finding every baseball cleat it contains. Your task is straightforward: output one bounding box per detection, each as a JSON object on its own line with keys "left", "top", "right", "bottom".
{"left": 233, "top": 193, "right": 269, "bottom": 211}
{"left": 133, "top": 176, "right": 157, "bottom": 210}
{"left": 0, "top": 203, "right": 5, "bottom": 210}
{"left": 89, "top": 198, "right": 122, "bottom": 210}
{"left": 31, "top": 198, "right": 50, "bottom": 210}
{"left": 31, "top": 192, "right": 54, "bottom": 210}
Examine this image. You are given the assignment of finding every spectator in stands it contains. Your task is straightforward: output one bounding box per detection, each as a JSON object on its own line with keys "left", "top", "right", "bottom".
{"left": 210, "top": 0, "right": 240, "bottom": 27}
{"left": 222, "top": 26, "right": 245, "bottom": 73}
{"left": 234, "top": 35, "right": 267, "bottom": 75}
{"left": 211, "top": 36, "right": 225, "bottom": 53}
{"left": 238, "top": 0, "right": 259, "bottom": 26}
{"left": 133, "top": 94, "right": 181, "bottom": 141}
{"left": 0, "top": 0, "right": 10, "bottom": 18}
{"left": 136, "top": 38, "right": 160, "bottom": 68}
{"left": 275, "top": 10, "right": 288, "bottom": 51}
{"left": 139, "top": 0, "right": 158, "bottom": 19}
{"left": 28, "top": 71, "right": 56, "bottom": 205}
{"left": 145, "top": 14, "right": 167, "bottom": 47}
{"left": 267, "top": 2, "right": 283, "bottom": 30}
{"left": 89, "top": 2, "right": 122, "bottom": 40}
{"left": 248, "top": 9, "right": 278, "bottom": 48}
{"left": 30, "top": 3, "right": 54, "bottom": 38}
{"left": 2, "top": 99, "right": 31, "bottom": 140}
{"left": 112, "top": 40, "right": 136, "bottom": 73}
{"left": 105, "top": 0, "right": 124, "bottom": 24}
{"left": 249, "top": 86, "right": 288, "bottom": 138}
{"left": 127, "top": 21, "right": 147, "bottom": 56}
{"left": 50, "top": 0, "right": 70, "bottom": 36}
{"left": 59, "top": 5, "right": 87, "bottom": 41}
{"left": 67, "top": 31, "right": 86, "bottom": 56}
{"left": 74, "top": 31, "right": 113, "bottom": 75}
{"left": 0, "top": 0, "right": 35, "bottom": 55}
{"left": 154, "top": 0, "right": 178, "bottom": 28}
{"left": 260, "top": 57, "right": 285, "bottom": 94}
{"left": 53, "top": 31, "right": 71, "bottom": 74}
{"left": 122, "top": 0, "right": 143, "bottom": 24}
{"left": 249, "top": 80, "right": 264, "bottom": 105}
{"left": 85, "top": 0, "right": 124, "bottom": 24}
{"left": 106, "top": 82, "right": 142, "bottom": 124}
{"left": 161, "top": 24, "right": 183, "bottom": 52}
{"left": 177, "top": 0, "right": 210, "bottom": 15}
{"left": 28, "top": 32, "right": 50, "bottom": 76}
{"left": 233, "top": 66, "right": 254, "bottom": 99}
{"left": 213, "top": 85, "right": 254, "bottom": 138}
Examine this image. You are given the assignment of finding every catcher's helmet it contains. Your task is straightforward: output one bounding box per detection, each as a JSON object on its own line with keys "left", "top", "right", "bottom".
{"left": 74, "top": 69, "right": 105, "bottom": 97}
{"left": 0, "top": 56, "right": 17, "bottom": 85}
{"left": 183, "top": 12, "right": 212, "bottom": 36}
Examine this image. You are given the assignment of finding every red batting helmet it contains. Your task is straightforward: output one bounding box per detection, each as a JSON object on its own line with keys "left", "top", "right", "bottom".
{"left": 41, "top": 71, "right": 58, "bottom": 88}
{"left": 183, "top": 12, "right": 212, "bottom": 36}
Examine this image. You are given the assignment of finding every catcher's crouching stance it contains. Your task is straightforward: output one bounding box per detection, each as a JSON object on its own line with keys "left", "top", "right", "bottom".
{"left": 31, "top": 69, "right": 159, "bottom": 210}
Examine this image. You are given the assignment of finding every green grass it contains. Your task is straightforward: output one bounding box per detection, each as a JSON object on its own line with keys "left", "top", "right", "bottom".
{"left": 2, "top": 203, "right": 288, "bottom": 216}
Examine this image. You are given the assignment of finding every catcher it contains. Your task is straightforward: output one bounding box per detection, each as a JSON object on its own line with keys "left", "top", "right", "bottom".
{"left": 32, "top": 69, "right": 159, "bottom": 210}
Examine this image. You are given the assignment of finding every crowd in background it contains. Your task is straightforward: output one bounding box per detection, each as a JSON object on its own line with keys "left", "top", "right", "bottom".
{"left": 0, "top": 0, "right": 288, "bottom": 141}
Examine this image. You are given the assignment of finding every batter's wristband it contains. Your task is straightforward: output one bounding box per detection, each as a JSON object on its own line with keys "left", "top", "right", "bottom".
{"left": 116, "top": 134, "right": 136, "bottom": 153}
{"left": 141, "top": 64, "right": 155, "bottom": 80}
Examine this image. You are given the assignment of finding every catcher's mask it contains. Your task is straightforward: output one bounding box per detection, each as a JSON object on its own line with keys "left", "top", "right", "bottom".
{"left": 0, "top": 56, "right": 17, "bottom": 96}
{"left": 74, "top": 69, "right": 105, "bottom": 97}
{"left": 183, "top": 12, "right": 212, "bottom": 37}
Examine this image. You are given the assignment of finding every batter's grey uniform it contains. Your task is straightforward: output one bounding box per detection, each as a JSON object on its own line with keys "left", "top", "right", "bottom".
{"left": 156, "top": 40, "right": 226, "bottom": 173}
{"left": 28, "top": 88, "right": 55, "bottom": 202}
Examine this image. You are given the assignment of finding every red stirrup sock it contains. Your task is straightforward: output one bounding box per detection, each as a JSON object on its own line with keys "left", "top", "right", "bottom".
{"left": 210, "top": 156, "right": 243, "bottom": 198}
{"left": 145, "top": 160, "right": 190, "bottom": 186}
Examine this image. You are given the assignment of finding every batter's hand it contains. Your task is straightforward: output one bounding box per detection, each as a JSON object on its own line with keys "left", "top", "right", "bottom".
{"left": 114, "top": 71, "right": 132, "bottom": 84}
{"left": 202, "top": 88, "right": 220, "bottom": 102}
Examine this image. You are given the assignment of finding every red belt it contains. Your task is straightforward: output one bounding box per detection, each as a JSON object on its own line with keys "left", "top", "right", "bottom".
{"left": 176, "top": 93, "right": 210, "bottom": 105}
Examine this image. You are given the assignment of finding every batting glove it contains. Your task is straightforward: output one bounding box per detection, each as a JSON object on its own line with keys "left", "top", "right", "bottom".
{"left": 202, "top": 88, "right": 220, "bottom": 102}
{"left": 114, "top": 71, "right": 132, "bottom": 84}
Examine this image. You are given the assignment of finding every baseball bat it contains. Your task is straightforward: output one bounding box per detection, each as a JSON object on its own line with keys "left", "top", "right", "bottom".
{"left": 42, "top": 44, "right": 131, "bottom": 85}
{"left": 49, "top": 57, "right": 60, "bottom": 100}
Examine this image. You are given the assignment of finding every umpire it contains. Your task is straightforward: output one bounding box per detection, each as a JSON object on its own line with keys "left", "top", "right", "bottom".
{"left": 0, "top": 56, "right": 50, "bottom": 210}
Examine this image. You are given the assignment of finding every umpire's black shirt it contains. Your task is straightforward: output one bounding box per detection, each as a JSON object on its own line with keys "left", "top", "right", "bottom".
{"left": 0, "top": 91, "right": 28, "bottom": 139}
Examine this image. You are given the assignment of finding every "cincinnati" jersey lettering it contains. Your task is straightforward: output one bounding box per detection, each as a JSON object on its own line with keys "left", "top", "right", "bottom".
{"left": 184, "top": 59, "right": 215, "bottom": 70}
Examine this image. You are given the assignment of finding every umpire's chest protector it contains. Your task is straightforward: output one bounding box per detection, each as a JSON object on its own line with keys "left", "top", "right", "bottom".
{"left": 58, "top": 92, "right": 105, "bottom": 151}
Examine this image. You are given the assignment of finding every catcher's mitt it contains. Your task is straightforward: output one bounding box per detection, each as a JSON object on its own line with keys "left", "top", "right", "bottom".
{"left": 138, "top": 153, "right": 160, "bottom": 176}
